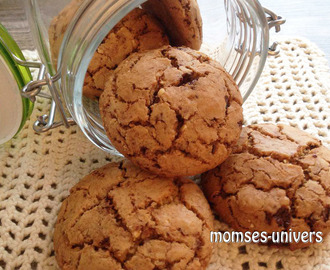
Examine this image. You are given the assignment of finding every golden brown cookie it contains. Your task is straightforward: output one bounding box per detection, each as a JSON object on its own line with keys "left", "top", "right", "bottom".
{"left": 83, "top": 8, "right": 169, "bottom": 99}
{"left": 99, "top": 46, "right": 243, "bottom": 177}
{"left": 49, "top": 6, "right": 169, "bottom": 99}
{"left": 54, "top": 160, "right": 214, "bottom": 270}
{"left": 202, "top": 123, "right": 330, "bottom": 250}
{"left": 143, "top": 0, "right": 203, "bottom": 50}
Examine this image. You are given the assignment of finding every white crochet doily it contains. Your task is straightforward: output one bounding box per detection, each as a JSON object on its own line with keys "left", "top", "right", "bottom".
{"left": 0, "top": 36, "right": 329, "bottom": 270}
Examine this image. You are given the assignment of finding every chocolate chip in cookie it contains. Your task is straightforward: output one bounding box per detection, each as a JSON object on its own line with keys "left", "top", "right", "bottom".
{"left": 202, "top": 123, "right": 330, "bottom": 250}
{"left": 99, "top": 46, "right": 243, "bottom": 177}
{"left": 54, "top": 160, "right": 214, "bottom": 270}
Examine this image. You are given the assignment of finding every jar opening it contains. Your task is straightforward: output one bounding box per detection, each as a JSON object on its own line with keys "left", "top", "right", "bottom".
{"left": 26, "top": 0, "right": 269, "bottom": 154}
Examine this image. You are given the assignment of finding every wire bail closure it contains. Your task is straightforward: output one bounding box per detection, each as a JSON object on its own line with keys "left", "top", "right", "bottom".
{"left": 264, "top": 7, "right": 286, "bottom": 56}
{"left": 0, "top": 36, "right": 75, "bottom": 133}
{"left": 21, "top": 65, "right": 75, "bottom": 133}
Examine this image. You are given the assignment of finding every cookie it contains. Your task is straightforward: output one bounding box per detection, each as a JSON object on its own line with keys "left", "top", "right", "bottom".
{"left": 49, "top": 6, "right": 169, "bottom": 99}
{"left": 99, "top": 46, "right": 243, "bottom": 177}
{"left": 142, "top": 0, "right": 203, "bottom": 50}
{"left": 54, "top": 160, "right": 214, "bottom": 270}
{"left": 83, "top": 8, "right": 169, "bottom": 99}
{"left": 202, "top": 123, "right": 330, "bottom": 250}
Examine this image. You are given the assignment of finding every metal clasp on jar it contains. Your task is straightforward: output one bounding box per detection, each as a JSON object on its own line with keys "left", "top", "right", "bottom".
{"left": 22, "top": 70, "right": 75, "bottom": 133}
{"left": 0, "top": 38, "right": 74, "bottom": 133}
{"left": 264, "top": 7, "right": 286, "bottom": 56}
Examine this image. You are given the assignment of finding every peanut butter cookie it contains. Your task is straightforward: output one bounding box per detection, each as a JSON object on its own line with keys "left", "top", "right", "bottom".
{"left": 83, "top": 8, "right": 169, "bottom": 99}
{"left": 99, "top": 46, "right": 243, "bottom": 177}
{"left": 49, "top": 6, "right": 169, "bottom": 99}
{"left": 202, "top": 123, "right": 330, "bottom": 250}
{"left": 143, "top": 0, "right": 203, "bottom": 50}
{"left": 54, "top": 160, "right": 214, "bottom": 270}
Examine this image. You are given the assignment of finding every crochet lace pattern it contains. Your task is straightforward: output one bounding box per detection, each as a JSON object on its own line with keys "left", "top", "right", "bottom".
{"left": 0, "top": 36, "right": 329, "bottom": 269}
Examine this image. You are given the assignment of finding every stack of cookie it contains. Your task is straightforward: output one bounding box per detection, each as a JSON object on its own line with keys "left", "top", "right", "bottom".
{"left": 49, "top": 0, "right": 330, "bottom": 269}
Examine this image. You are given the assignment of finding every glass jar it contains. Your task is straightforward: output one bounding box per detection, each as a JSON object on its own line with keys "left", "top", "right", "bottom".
{"left": 1, "top": 0, "right": 285, "bottom": 154}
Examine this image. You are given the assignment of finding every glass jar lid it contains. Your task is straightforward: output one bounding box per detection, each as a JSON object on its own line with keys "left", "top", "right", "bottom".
{"left": 0, "top": 24, "right": 34, "bottom": 144}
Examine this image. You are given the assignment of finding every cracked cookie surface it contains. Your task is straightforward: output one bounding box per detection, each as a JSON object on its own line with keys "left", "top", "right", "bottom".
{"left": 84, "top": 8, "right": 169, "bottom": 100}
{"left": 142, "top": 0, "right": 202, "bottom": 50}
{"left": 49, "top": 6, "right": 169, "bottom": 99}
{"left": 202, "top": 123, "right": 330, "bottom": 250}
{"left": 99, "top": 46, "right": 243, "bottom": 177}
{"left": 54, "top": 160, "right": 214, "bottom": 270}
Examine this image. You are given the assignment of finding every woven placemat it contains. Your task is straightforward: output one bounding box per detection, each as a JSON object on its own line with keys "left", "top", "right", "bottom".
{"left": 0, "top": 36, "right": 329, "bottom": 270}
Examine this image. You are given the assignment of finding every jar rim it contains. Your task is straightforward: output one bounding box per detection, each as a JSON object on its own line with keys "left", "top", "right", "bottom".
{"left": 61, "top": 0, "right": 149, "bottom": 154}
